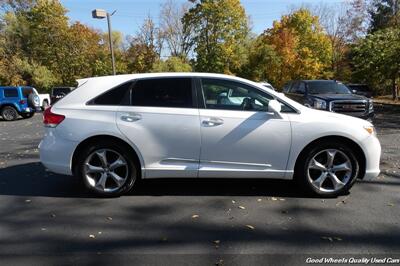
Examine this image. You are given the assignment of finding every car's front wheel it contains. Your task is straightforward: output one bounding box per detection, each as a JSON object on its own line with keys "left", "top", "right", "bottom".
{"left": 297, "top": 141, "right": 359, "bottom": 197}
{"left": 77, "top": 141, "right": 138, "bottom": 197}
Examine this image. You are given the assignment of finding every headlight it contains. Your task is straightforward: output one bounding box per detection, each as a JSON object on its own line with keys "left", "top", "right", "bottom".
{"left": 313, "top": 98, "right": 327, "bottom": 110}
{"left": 368, "top": 99, "right": 374, "bottom": 111}
{"left": 364, "top": 125, "right": 376, "bottom": 136}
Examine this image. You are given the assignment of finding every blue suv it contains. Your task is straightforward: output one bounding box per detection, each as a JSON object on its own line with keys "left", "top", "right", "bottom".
{"left": 0, "top": 86, "right": 40, "bottom": 121}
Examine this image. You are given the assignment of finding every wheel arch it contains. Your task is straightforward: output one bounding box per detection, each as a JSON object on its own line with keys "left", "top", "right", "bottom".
{"left": 294, "top": 135, "right": 366, "bottom": 180}
{"left": 71, "top": 134, "right": 144, "bottom": 179}
{"left": 0, "top": 103, "right": 20, "bottom": 112}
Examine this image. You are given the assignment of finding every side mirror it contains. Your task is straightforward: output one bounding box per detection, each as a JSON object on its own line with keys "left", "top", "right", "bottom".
{"left": 268, "top": 99, "right": 281, "bottom": 114}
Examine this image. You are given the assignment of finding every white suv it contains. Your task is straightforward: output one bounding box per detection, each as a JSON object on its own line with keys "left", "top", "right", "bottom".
{"left": 39, "top": 73, "right": 381, "bottom": 197}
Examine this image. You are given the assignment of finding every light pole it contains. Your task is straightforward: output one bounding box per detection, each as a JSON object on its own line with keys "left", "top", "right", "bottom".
{"left": 92, "top": 9, "right": 117, "bottom": 75}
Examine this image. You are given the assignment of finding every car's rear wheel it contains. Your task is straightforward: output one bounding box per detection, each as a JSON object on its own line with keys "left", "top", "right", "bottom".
{"left": 77, "top": 141, "right": 138, "bottom": 197}
{"left": 296, "top": 141, "right": 359, "bottom": 197}
{"left": 1, "top": 106, "right": 18, "bottom": 121}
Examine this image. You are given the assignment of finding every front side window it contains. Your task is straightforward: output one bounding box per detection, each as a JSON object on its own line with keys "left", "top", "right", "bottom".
{"left": 131, "top": 78, "right": 193, "bottom": 108}
{"left": 4, "top": 89, "right": 18, "bottom": 98}
{"left": 201, "top": 79, "right": 273, "bottom": 111}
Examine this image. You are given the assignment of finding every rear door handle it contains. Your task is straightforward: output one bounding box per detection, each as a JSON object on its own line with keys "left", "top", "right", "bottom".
{"left": 202, "top": 117, "right": 224, "bottom": 127}
{"left": 120, "top": 113, "right": 141, "bottom": 122}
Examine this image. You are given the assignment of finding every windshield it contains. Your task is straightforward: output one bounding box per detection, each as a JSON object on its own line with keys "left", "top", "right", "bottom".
{"left": 308, "top": 82, "right": 351, "bottom": 94}
{"left": 53, "top": 88, "right": 72, "bottom": 95}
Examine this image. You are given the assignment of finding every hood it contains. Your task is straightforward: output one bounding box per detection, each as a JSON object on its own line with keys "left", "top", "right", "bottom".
{"left": 310, "top": 93, "right": 368, "bottom": 101}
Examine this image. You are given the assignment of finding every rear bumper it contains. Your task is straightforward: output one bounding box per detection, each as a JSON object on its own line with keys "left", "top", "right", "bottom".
{"left": 39, "top": 128, "right": 78, "bottom": 176}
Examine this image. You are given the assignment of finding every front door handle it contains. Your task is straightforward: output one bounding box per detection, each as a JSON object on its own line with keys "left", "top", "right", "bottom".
{"left": 120, "top": 113, "right": 141, "bottom": 122}
{"left": 202, "top": 117, "right": 224, "bottom": 127}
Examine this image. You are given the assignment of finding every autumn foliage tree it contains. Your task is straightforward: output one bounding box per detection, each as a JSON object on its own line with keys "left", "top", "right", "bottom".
{"left": 244, "top": 9, "right": 332, "bottom": 89}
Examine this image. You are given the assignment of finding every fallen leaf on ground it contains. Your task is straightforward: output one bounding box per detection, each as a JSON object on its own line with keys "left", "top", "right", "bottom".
{"left": 213, "top": 240, "right": 220, "bottom": 245}
{"left": 41, "top": 228, "right": 47, "bottom": 231}
{"left": 257, "top": 198, "right": 262, "bottom": 202}
{"left": 50, "top": 214, "right": 56, "bottom": 218}
{"left": 321, "top": 236, "right": 333, "bottom": 242}
{"left": 107, "top": 217, "right": 113, "bottom": 221}
{"left": 238, "top": 206, "right": 246, "bottom": 210}
{"left": 334, "top": 237, "right": 343, "bottom": 241}
{"left": 279, "top": 198, "right": 285, "bottom": 201}
{"left": 98, "top": 232, "right": 102, "bottom": 235}
{"left": 271, "top": 197, "right": 278, "bottom": 201}
{"left": 192, "top": 214, "right": 199, "bottom": 219}
{"left": 387, "top": 203, "right": 395, "bottom": 207}
{"left": 89, "top": 234, "right": 96, "bottom": 239}
{"left": 25, "top": 199, "right": 31, "bottom": 203}
{"left": 231, "top": 200, "right": 236, "bottom": 204}
{"left": 245, "top": 225, "right": 255, "bottom": 230}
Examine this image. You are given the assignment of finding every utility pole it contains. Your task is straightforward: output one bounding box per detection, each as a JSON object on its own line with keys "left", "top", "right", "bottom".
{"left": 92, "top": 9, "right": 117, "bottom": 75}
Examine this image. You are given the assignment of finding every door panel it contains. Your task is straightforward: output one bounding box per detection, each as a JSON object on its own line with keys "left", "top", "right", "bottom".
{"left": 198, "top": 109, "right": 291, "bottom": 178}
{"left": 117, "top": 106, "right": 201, "bottom": 178}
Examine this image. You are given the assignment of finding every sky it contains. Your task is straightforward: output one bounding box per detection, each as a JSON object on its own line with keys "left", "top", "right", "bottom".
{"left": 60, "top": 0, "right": 345, "bottom": 36}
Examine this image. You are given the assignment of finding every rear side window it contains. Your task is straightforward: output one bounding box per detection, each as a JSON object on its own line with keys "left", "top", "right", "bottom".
{"left": 131, "top": 78, "right": 193, "bottom": 108}
{"left": 3, "top": 89, "right": 18, "bottom": 97}
{"left": 22, "top": 88, "right": 33, "bottom": 98}
{"left": 90, "top": 82, "right": 132, "bottom": 105}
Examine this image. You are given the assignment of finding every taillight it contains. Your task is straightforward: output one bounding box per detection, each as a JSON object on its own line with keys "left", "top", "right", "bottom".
{"left": 19, "top": 100, "right": 26, "bottom": 104}
{"left": 43, "top": 107, "right": 65, "bottom": 127}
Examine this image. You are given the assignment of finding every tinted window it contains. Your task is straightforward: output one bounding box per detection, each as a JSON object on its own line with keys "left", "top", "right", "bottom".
{"left": 131, "top": 78, "right": 193, "bottom": 108}
{"left": 22, "top": 88, "right": 33, "bottom": 98}
{"left": 201, "top": 78, "right": 272, "bottom": 111}
{"left": 290, "top": 82, "right": 305, "bottom": 94}
{"left": 308, "top": 81, "right": 351, "bottom": 94}
{"left": 91, "top": 82, "right": 132, "bottom": 105}
{"left": 4, "top": 89, "right": 18, "bottom": 97}
{"left": 52, "top": 88, "right": 73, "bottom": 96}
{"left": 283, "top": 82, "right": 291, "bottom": 93}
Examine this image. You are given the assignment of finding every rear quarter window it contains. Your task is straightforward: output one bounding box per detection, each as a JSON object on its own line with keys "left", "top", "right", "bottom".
{"left": 89, "top": 82, "right": 133, "bottom": 106}
{"left": 3, "top": 89, "right": 18, "bottom": 98}
{"left": 22, "top": 88, "right": 33, "bottom": 98}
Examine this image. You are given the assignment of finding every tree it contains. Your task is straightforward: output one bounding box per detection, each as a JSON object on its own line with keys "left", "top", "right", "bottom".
{"left": 182, "top": 0, "right": 249, "bottom": 74}
{"left": 126, "top": 16, "right": 161, "bottom": 73}
{"left": 151, "top": 56, "right": 192, "bottom": 72}
{"left": 353, "top": 27, "right": 400, "bottom": 100}
{"left": 259, "top": 8, "right": 332, "bottom": 88}
{"left": 159, "top": 0, "right": 193, "bottom": 59}
{"left": 369, "top": 0, "right": 400, "bottom": 32}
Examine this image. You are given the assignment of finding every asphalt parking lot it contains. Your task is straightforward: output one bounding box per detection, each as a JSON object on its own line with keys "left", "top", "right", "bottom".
{"left": 0, "top": 106, "right": 399, "bottom": 265}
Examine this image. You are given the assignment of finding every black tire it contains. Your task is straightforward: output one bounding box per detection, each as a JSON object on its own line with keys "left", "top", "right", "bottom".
{"left": 42, "top": 100, "right": 49, "bottom": 110}
{"left": 21, "top": 113, "right": 34, "bottom": 119}
{"left": 76, "top": 140, "right": 138, "bottom": 197}
{"left": 1, "top": 106, "right": 18, "bottom": 121}
{"left": 295, "top": 140, "right": 359, "bottom": 197}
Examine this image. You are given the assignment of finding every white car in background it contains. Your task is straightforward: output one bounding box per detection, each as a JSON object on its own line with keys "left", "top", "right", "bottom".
{"left": 32, "top": 88, "right": 50, "bottom": 110}
{"left": 39, "top": 73, "right": 381, "bottom": 197}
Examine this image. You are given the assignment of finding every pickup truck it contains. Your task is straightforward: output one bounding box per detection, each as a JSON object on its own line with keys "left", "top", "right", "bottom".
{"left": 32, "top": 88, "right": 50, "bottom": 110}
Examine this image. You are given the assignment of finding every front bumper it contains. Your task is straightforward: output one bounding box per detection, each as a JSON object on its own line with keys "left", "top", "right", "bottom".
{"left": 360, "top": 135, "right": 381, "bottom": 180}
{"left": 39, "top": 128, "right": 78, "bottom": 176}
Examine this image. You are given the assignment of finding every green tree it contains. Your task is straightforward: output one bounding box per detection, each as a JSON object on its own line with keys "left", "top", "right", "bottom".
{"left": 182, "top": 0, "right": 249, "bottom": 74}
{"left": 151, "top": 56, "right": 192, "bottom": 72}
{"left": 369, "top": 0, "right": 400, "bottom": 32}
{"left": 353, "top": 27, "right": 400, "bottom": 100}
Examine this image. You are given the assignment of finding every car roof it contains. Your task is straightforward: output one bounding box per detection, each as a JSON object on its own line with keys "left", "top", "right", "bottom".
{"left": 302, "top": 80, "right": 341, "bottom": 83}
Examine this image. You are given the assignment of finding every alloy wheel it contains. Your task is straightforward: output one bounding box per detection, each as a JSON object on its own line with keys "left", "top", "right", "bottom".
{"left": 2, "top": 108, "right": 17, "bottom": 121}
{"left": 307, "top": 149, "right": 353, "bottom": 193}
{"left": 83, "top": 149, "right": 129, "bottom": 193}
